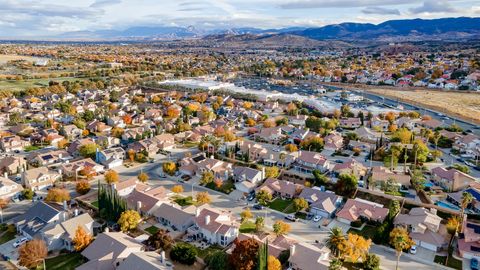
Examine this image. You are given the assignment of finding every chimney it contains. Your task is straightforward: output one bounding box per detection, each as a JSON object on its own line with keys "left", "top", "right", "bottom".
{"left": 63, "top": 200, "right": 68, "bottom": 211}
{"left": 74, "top": 209, "right": 79, "bottom": 216}
{"left": 159, "top": 250, "right": 165, "bottom": 263}
{"left": 136, "top": 201, "right": 142, "bottom": 211}
{"left": 290, "top": 244, "right": 296, "bottom": 256}
{"left": 262, "top": 167, "right": 265, "bottom": 179}
{"left": 3, "top": 172, "right": 7, "bottom": 178}
{"left": 105, "top": 227, "right": 110, "bottom": 233}
{"left": 205, "top": 215, "right": 210, "bottom": 225}
{"left": 195, "top": 207, "right": 201, "bottom": 217}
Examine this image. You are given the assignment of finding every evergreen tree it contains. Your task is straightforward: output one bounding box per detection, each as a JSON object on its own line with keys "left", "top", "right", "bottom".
{"left": 257, "top": 240, "right": 268, "bottom": 270}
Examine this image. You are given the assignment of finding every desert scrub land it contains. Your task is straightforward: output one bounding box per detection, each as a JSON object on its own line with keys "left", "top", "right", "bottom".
{"left": 366, "top": 88, "right": 480, "bottom": 124}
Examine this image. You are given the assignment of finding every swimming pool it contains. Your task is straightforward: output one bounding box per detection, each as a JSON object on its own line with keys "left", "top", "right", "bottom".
{"left": 435, "top": 201, "right": 461, "bottom": 211}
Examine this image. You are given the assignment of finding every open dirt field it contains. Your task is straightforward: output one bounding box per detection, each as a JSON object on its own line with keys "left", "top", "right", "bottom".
{"left": 366, "top": 88, "right": 480, "bottom": 123}
{"left": 0, "top": 54, "right": 40, "bottom": 64}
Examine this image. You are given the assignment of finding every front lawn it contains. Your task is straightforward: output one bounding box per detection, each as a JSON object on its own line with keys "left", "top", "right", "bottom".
{"left": 239, "top": 221, "right": 256, "bottom": 233}
{"left": 434, "top": 255, "right": 462, "bottom": 269}
{"left": 205, "top": 180, "right": 235, "bottom": 194}
{"left": 174, "top": 196, "right": 194, "bottom": 206}
{"left": 268, "top": 198, "right": 294, "bottom": 213}
{"left": 90, "top": 200, "right": 99, "bottom": 208}
{"left": 347, "top": 225, "right": 377, "bottom": 240}
{"left": 145, "top": 225, "right": 159, "bottom": 235}
{"left": 195, "top": 244, "right": 224, "bottom": 259}
{"left": 44, "top": 253, "right": 85, "bottom": 270}
{"left": 24, "top": 145, "right": 44, "bottom": 152}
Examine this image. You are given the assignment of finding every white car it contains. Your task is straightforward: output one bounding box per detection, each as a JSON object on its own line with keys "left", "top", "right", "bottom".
{"left": 13, "top": 237, "right": 28, "bottom": 248}
{"left": 409, "top": 245, "right": 417, "bottom": 254}
{"left": 313, "top": 216, "right": 321, "bottom": 222}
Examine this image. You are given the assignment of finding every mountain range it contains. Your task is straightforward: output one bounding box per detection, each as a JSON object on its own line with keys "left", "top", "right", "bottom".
{"left": 60, "top": 17, "right": 480, "bottom": 42}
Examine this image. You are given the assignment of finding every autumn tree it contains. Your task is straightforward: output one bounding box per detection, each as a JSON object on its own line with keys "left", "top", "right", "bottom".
{"left": 104, "top": 169, "right": 119, "bottom": 184}
{"left": 229, "top": 238, "right": 259, "bottom": 270}
{"left": 200, "top": 171, "right": 214, "bottom": 185}
{"left": 240, "top": 208, "right": 253, "bottom": 223}
{"left": 18, "top": 239, "right": 48, "bottom": 269}
{"left": 57, "top": 138, "right": 69, "bottom": 149}
{"left": 76, "top": 180, "right": 91, "bottom": 195}
{"left": 127, "top": 149, "right": 135, "bottom": 162}
{"left": 264, "top": 166, "right": 280, "bottom": 178}
{"left": 326, "top": 226, "right": 346, "bottom": 258}
{"left": 79, "top": 143, "right": 99, "bottom": 158}
{"left": 293, "top": 198, "right": 308, "bottom": 212}
{"left": 335, "top": 173, "right": 358, "bottom": 198}
{"left": 286, "top": 103, "right": 298, "bottom": 116}
{"left": 389, "top": 227, "right": 415, "bottom": 270}
{"left": 255, "top": 216, "right": 265, "bottom": 232}
{"left": 146, "top": 229, "right": 173, "bottom": 250}
{"left": 171, "top": 185, "right": 184, "bottom": 194}
{"left": 256, "top": 190, "right": 272, "bottom": 205}
{"left": 137, "top": 172, "right": 149, "bottom": 183}
{"left": 243, "top": 101, "right": 253, "bottom": 110}
{"left": 162, "top": 161, "right": 177, "bottom": 176}
{"left": 343, "top": 233, "right": 372, "bottom": 263}
{"left": 79, "top": 165, "right": 96, "bottom": 180}
{"left": 73, "top": 226, "right": 93, "bottom": 251}
{"left": 268, "top": 255, "right": 282, "bottom": 270}
{"left": 118, "top": 210, "right": 141, "bottom": 232}
{"left": 285, "top": 144, "right": 298, "bottom": 152}
{"left": 196, "top": 191, "right": 211, "bottom": 205}
{"left": 246, "top": 118, "right": 256, "bottom": 127}
{"left": 273, "top": 220, "right": 291, "bottom": 236}
{"left": 45, "top": 188, "right": 71, "bottom": 202}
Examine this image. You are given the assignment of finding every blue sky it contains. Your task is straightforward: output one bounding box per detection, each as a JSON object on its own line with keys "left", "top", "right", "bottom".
{"left": 0, "top": 0, "right": 478, "bottom": 37}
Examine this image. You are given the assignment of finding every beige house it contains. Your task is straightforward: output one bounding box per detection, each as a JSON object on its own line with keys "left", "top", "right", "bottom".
{"left": 0, "top": 156, "right": 26, "bottom": 175}
{"left": 40, "top": 213, "right": 94, "bottom": 251}
{"left": 22, "top": 167, "right": 61, "bottom": 191}
{"left": 431, "top": 166, "right": 476, "bottom": 192}
{"left": 0, "top": 176, "right": 23, "bottom": 199}
{"left": 288, "top": 242, "right": 330, "bottom": 270}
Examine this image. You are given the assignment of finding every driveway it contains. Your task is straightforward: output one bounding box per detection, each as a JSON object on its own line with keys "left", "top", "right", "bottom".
{"left": 0, "top": 236, "right": 21, "bottom": 263}
{"left": 414, "top": 246, "right": 436, "bottom": 263}
{"left": 326, "top": 219, "right": 350, "bottom": 233}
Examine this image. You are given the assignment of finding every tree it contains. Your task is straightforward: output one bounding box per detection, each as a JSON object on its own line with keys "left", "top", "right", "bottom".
{"left": 326, "top": 226, "right": 346, "bottom": 258}
{"left": 460, "top": 192, "right": 474, "bottom": 232}
{"left": 73, "top": 226, "right": 93, "bottom": 251}
{"left": 18, "top": 239, "right": 48, "bottom": 269}
{"left": 293, "top": 198, "right": 308, "bottom": 212}
{"left": 285, "top": 144, "right": 298, "bottom": 152}
{"left": 273, "top": 220, "right": 291, "bottom": 236}
{"left": 200, "top": 171, "right": 214, "bottom": 185}
{"left": 268, "top": 255, "right": 282, "bottom": 270}
{"left": 196, "top": 191, "right": 211, "bottom": 205}
{"left": 335, "top": 173, "right": 358, "bottom": 197}
{"left": 343, "top": 233, "right": 371, "bottom": 263}
{"left": 104, "top": 169, "right": 119, "bottom": 184}
{"left": 363, "top": 253, "right": 381, "bottom": 270}
{"left": 255, "top": 216, "right": 265, "bottom": 232}
{"left": 78, "top": 143, "right": 99, "bottom": 158}
{"left": 445, "top": 216, "right": 460, "bottom": 265}
{"left": 171, "top": 242, "right": 197, "bottom": 265}
{"left": 256, "top": 190, "right": 272, "bottom": 206}
{"left": 313, "top": 170, "right": 329, "bottom": 186}
{"left": 57, "top": 138, "right": 69, "bottom": 149}
{"left": 118, "top": 210, "right": 141, "bottom": 232}
{"left": 76, "top": 180, "right": 91, "bottom": 195}
{"left": 240, "top": 208, "right": 253, "bottom": 223}
{"left": 162, "top": 161, "right": 177, "bottom": 176}
{"left": 127, "top": 149, "right": 135, "bottom": 162}
{"left": 264, "top": 166, "right": 280, "bottom": 179}
{"left": 229, "top": 238, "right": 259, "bottom": 270}
{"left": 392, "top": 128, "right": 412, "bottom": 144}
{"left": 22, "top": 188, "right": 34, "bottom": 200}
{"left": 45, "top": 188, "right": 71, "bottom": 202}
{"left": 389, "top": 227, "right": 415, "bottom": 270}
{"left": 171, "top": 185, "right": 184, "bottom": 194}
{"left": 137, "top": 172, "right": 149, "bottom": 183}
{"left": 328, "top": 258, "right": 343, "bottom": 270}
{"left": 246, "top": 118, "right": 256, "bottom": 127}
{"left": 388, "top": 200, "right": 401, "bottom": 219}
{"left": 146, "top": 229, "right": 173, "bottom": 251}
{"left": 205, "top": 251, "right": 229, "bottom": 270}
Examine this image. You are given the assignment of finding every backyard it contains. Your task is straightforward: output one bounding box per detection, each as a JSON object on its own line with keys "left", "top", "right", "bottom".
{"left": 268, "top": 198, "right": 295, "bottom": 213}
{"left": 43, "top": 253, "right": 85, "bottom": 270}
{"left": 145, "top": 225, "right": 160, "bottom": 235}
{"left": 347, "top": 225, "right": 377, "bottom": 240}
{"left": 434, "top": 255, "right": 462, "bottom": 270}
{"left": 239, "top": 221, "right": 256, "bottom": 233}
{"left": 174, "top": 196, "right": 195, "bottom": 207}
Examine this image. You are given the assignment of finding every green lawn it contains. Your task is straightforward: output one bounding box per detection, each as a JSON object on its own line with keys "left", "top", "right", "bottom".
{"left": 205, "top": 180, "right": 235, "bottom": 194}
{"left": 174, "top": 196, "right": 194, "bottom": 206}
{"left": 145, "top": 225, "right": 159, "bottom": 235}
{"left": 91, "top": 201, "right": 99, "bottom": 208}
{"left": 195, "top": 244, "right": 224, "bottom": 259}
{"left": 44, "top": 253, "right": 85, "bottom": 270}
{"left": 0, "top": 230, "right": 16, "bottom": 244}
{"left": 0, "top": 77, "right": 86, "bottom": 91}
{"left": 239, "top": 221, "right": 256, "bottom": 233}
{"left": 347, "top": 225, "right": 377, "bottom": 240}
{"left": 268, "top": 198, "right": 294, "bottom": 213}
{"left": 434, "top": 255, "right": 462, "bottom": 269}
{"left": 295, "top": 212, "right": 307, "bottom": 220}
{"left": 24, "top": 145, "right": 44, "bottom": 152}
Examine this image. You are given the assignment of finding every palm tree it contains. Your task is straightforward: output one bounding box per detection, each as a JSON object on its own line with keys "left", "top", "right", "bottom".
{"left": 460, "top": 192, "right": 474, "bottom": 232}
{"left": 432, "top": 131, "right": 441, "bottom": 151}
{"left": 325, "top": 226, "right": 345, "bottom": 258}
{"left": 445, "top": 216, "right": 460, "bottom": 265}
{"left": 389, "top": 227, "right": 414, "bottom": 270}
{"left": 279, "top": 152, "right": 286, "bottom": 168}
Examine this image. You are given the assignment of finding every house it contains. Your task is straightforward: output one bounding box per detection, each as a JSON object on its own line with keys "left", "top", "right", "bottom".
{"left": 299, "top": 188, "right": 341, "bottom": 218}
{"left": 394, "top": 208, "right": 447, "bottom": 251}
{"left": 336, "top": 198, "right": 389, "bottom": 224}
{"left": 233, "top": 166, "right": 265, "bottom": 193}
{"left": 370, "top": 166, "right": 412, "bottom": 189}
{"left": 294, "top": 151, "right": 331, "bottom": 174}
{"left": 196, "top": 156, "right": 233, "bottom": 182}
{"left": 152, "top": 133, "right": 175, "bottom": 150}
{"left": 27, "top": 149, "right": 72, "bottom": 167}
{"left": 256, "top": 178, "right": 303, "bottom": 199}
{"left": 59, "top": 158, "right": 104, "bottom": 179}
{"left": 152, "top": 204, "right": 195, "bottom": 232}
{"left": 127, "top": 139, "right": 159, "bottom": 157}
{"left": 371, "top": 117, "right": 389, "bottom": 131}
{"left": 96, "top": 147, "right": 125, "bottom": 169}
{"left": 458, "top": 220, "right": 480, "bottom": 259}
{"left": 231, "top": 233, "right": 297, "bottom": 258}
{"left": 0, "top": 156, "right": 26, "bottom": 175}
{"left": 113, "top": 178, "right": 139, "bottom": 197}
{"left": 288, "top": 242, "right": 330, "bottom": 270}
{"left": 117, "top": 252, "right": 173, "bottom": 270}
{"left": 238, "top": 141, "right": 268, "bottom": 162}
{"left": 40, "top": 213, "right": 94, "bottom": 251}
{"left": 324, "top": 132, "right": 344, "bottom": 151}
{"left": 354, "top": 126, "right": 382, "bottom": 143}
{"left": 431, "top": 166, "right": 476, "bottom": 192}
{"left": 61, "top": 124, "right": 83, "bottom": 140}
{"left": 340, "top": 118, "right": 362, "bottom": 128}
{"left": 126, "top": 185, "right": 170, "bottom": 215}
{"left": 255, "top": 127, "right": 285, "bottom": 144}
{"left": 0, "top": 176, "right": 23, "bottom": 199}
{"left": 332, "top": 159, "right": 367, "bottom": 180}
{"left": 77, "top": 232, "right": 144, "bottom": 270}
{"left": 191, "top": 207, "right": 239, "bottom": 247}
{"left": 0, "top": 135, "right": 30, "bottom": 152}
{"left": 12, "top": 201, "right": 64, "bottom": 239}
{"left": 67, "top": 138, "right": 96, "bottom": 157}
{"left": 22, "top": 167, "right": 61, "bottom": 191}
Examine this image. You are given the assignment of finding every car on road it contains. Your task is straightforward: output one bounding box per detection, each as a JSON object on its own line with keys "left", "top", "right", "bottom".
{"left": 335, "top": 160, "right": 344, "bottom": 163}
{"left": 471, "top": 257, "right": 479, "bottom": 270}
{"left": 285, "top": 214, "right": 298, "bottom": 222}
{"left": 13, "top": 237, "right": 28, "bottom": 248}
{"left": 409, "top": 245, "right": 417, "bottom": 254}
{"left": 181, "top": 174, "right": 191, "bottom": 181}
{"left": 313, "top": 216, "right": 321, "bottom": 222}
{"left": 253, "top": 204, "right": 263, "bottom": 210}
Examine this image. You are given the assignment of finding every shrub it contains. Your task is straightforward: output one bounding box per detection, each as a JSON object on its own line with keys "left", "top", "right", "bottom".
{"left": 170, "top": 243, "right": 197, "bottom": 265}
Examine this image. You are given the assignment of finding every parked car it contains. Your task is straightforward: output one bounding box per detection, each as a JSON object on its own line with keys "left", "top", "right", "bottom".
{"left": 253, "top": 204, "right": 263, "bottom": 210}
{"left": 471, "top": 257, "right": 479, "bottom": 270}
{"left": 246, "top": 192, "right": 255, "bottom": 201}
{"left": 13, "top": 237, "right": 28, "bottom": 248}
{"left": 409, "top": 245, "right": 417, "bottom": 255}
{"left": 313, "top": 216, "right": 321, "bottom": 222}
{"left": 285, "top": 214, "right": 298, "bottom": 222}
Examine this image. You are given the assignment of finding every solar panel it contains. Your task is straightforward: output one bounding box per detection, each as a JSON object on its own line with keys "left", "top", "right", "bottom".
{"left": 471, "top": 246, "right": 480, "bottom": 252}
{"left": 467, "top": 223, "right": 480, "bottom": 234}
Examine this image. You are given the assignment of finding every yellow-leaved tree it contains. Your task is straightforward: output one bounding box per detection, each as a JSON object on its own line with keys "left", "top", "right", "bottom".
{"left": 73, "top": 226, "right": 93, "bottom": 251}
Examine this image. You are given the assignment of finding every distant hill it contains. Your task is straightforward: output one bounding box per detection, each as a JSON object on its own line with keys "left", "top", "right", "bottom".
{"left": 59, "top": 17, "right": 480, "bottom": 42}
